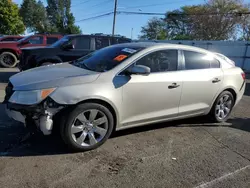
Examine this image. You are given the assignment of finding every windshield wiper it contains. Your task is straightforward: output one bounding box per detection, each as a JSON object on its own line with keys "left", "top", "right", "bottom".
{"left": 72, "top": 61, "right": 92, "bottom": 71}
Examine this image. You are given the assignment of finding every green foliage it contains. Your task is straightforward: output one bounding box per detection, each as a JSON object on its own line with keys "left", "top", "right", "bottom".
{"left": 0, "top": 0, "right": 25, "bottom": 35}
{"left": 139, "top": 17, "right": 167, "bottom": 40}
{"left": 19, "top": 0, "right": 81, "bottom": 34}
{"left": 20, "top": 0, "right": 51, "bottom": 33}
{"left": 47, "top": 0, "right": 81, "bottom": 34}
{"left": 140, "top": 0, "right": 249, "bottom": 41}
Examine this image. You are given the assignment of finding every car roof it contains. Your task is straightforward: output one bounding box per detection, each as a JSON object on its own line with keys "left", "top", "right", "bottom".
{"left": 112, "top": 42, "right": 212, "bottom": 53}
{"left": 66, "top": 34, "right": 130, "bottom": 39}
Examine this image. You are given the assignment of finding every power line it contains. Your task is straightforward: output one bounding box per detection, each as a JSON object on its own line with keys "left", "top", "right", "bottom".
{"left": 73, "top": 0, "right": 113, "bottom": 10}
{"left": 76, "top": 10, "right": 250, "bottom": 23}
{"left": 80, "top": 9, "right": 113, "bottom": 18}
{"left": 122, "top": 0, "right": 197, "bottom": 10}
{"left": 119, "top": 11, "right": 165, "bottom": 16}
{"left": 76, "top": 12, "right": 114, "bottom": 22}
{"left": 71, "top": 0, "right": 92, "bottom": 7}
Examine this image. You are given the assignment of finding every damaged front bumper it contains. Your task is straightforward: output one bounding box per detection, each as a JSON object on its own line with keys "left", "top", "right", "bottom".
{"left": 5, "top": 100, "right": 64, "bottom": 135}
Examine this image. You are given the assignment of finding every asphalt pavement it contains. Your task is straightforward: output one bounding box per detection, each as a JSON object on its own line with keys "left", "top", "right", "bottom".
{"left": 0, "top": 68, "right": 249, "bottom": 188}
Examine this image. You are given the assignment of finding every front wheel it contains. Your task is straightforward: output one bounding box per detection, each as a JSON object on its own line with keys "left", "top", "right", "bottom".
{"left": 0, "top": 52, "right": 18, "bottom": 68}
{"left": 60, "top": 103, "right": 114, "bottom": 152}
{"left": 210, "top": 91, "right": 235, "bottom": 122}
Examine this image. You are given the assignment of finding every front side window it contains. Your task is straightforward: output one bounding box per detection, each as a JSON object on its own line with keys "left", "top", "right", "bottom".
{"left": 72, "top": 46, "right": 144, "bottom": 72}
{"left": 73, "top": 37, "right": 91, "bottom": 49}
{"left": 28, "top": 36, "right": 43, "bottom": 44}
{"left": 135, "top": 50, "right": 178, "bottom": 73}
{"left": 50, "top": 36, "right": 70, "bottom": 47}
{"left": 184, "top": 51, "right": 212, "bottom": 70}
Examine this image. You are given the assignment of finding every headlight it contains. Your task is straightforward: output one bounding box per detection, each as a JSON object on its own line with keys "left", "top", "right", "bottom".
{"left": 9, "top": 88, "right": 56, "bottom": 105}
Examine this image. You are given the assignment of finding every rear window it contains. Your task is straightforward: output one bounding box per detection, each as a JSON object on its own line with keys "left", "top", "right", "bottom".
{"left": 72, "top": 46, "right": 144, "bottom": 72}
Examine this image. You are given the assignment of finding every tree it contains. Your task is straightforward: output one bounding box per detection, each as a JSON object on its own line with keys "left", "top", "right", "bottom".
{"left": 47, "top": 0, "right": 81, "bottom": 34}
{"left": 20, "top": 0, "right": 50, "bottom": 33}
{"left": 165, "top": 9, "right": 193, "bottom": 40}
{"left": 0, "top": 0, "right": 25, "bottom": 35}
{"left": 139, "top": 17, "right": 167, "bottom": 40}
{"left": 188, "top": 0, "right": 248, "bottom": 40}
{"left": 140, "top": 0, "right": 249, "bottom": 41}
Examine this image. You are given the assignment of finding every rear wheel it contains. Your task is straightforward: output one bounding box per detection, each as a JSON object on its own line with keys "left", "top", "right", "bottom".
{"left": 0, "top": 52, "right": 18, "bottom": 68}
{"left": 210, "top": 91, "right": 235, "bottom": 122}
{"left": 60, "top": 103, "right": 114, "bottom": 152}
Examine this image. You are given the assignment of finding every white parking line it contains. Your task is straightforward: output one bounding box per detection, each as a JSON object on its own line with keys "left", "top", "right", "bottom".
{"left": 194, "top": 165, "right": 250, "bottom": 188}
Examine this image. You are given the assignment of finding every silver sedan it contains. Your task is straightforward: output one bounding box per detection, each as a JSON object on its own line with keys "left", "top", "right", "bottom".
{"left": 5, "top": 42, "right": 246, "bottom": 151}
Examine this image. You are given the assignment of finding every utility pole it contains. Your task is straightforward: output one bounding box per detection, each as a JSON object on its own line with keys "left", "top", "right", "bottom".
{"left": 131, "top": 28, "right": 133, "bottom": 39}
{"left": 112, "top": 0, "right": 118, "bottom": 36}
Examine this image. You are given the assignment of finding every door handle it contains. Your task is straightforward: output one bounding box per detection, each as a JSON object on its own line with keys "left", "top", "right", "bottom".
{"left": 168, "top": 83, "right": 180, "bottom": 89}
{"left": 212, "top": 78, "right": 221, "bottom": 83}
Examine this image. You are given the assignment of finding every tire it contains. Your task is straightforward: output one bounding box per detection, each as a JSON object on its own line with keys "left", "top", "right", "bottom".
{"left": 0, "top": 52, "right": 18, "bottom": 68}
{"left": 60, "top": 103, "right": 114, "bottom": 152}
{"left": 210, "top": 91, "right": 235, "bottom": 123}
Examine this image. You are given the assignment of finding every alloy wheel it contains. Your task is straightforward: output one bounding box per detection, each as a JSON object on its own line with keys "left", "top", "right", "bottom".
{"left": 215, "top": 94, "right": 233, "bottom": 120}
{"left": 2, "top": 54, "right": 15, "bottom": 66}
{"left": 71, "top": 109, "right": 108, "bottom": 146}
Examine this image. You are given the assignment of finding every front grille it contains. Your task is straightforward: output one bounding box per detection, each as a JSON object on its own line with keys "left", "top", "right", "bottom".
{"left": 3, "top": 82, "right": 14, "bottom": 103}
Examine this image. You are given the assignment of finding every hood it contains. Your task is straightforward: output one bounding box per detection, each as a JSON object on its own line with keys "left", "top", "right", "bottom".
{"left": 10, "top": 63, "right": 100, "bottom": 90}
{"left": 21, "top": 46, "right": 58, "bottom": 55}
{"left": 0, "top": 41, "right": 17, "bottom": 47}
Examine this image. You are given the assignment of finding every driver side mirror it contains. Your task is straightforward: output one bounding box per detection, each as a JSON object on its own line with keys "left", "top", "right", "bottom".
{"left": 63, "top": 43, "right": 75, "bottom": 50}
{"left": 126, "top": 65, "right": 150, "bottom": 75}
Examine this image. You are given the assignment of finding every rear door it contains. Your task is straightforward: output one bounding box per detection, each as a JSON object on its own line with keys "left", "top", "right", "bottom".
{"left": 178, "top": 50, "right": 223, "bottom": 116}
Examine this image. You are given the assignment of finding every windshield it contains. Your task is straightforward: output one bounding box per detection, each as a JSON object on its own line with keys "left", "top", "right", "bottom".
{"left": 17, "top": 35, "right": 32, "bottom": 43}
{"left": 50, "top": 36, "right": 70, "bottom": 47}
{"left": 72, "top": 45, "right": 144, "bottom": 72}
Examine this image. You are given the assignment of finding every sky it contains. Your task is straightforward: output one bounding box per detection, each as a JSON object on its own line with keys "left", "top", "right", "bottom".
{"left": 13, "top": 0, "right": 249, "bottom": 39}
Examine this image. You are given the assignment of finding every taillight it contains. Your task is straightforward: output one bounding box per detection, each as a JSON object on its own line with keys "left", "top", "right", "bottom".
{"left": 241, "top": 72, "right": 246, "bottom": 80}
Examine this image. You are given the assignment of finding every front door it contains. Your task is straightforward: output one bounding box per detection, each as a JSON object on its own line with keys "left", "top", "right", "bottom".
{"left": 178, "top": 50, "right": 223, "bottom": 116}
{"left": 120, "top": 49, "right": 183, "bottom": 126}
{"left": 59, "top": 36, "right": 93, "bottom": 62}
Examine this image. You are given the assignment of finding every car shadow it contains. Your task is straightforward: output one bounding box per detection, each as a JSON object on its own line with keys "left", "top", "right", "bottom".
{"left": 1, "top": 115, "right": 249, "bottom": 157}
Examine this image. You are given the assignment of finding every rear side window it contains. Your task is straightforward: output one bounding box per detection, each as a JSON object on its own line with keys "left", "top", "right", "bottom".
{"left": 211, "top": 59, "right": 220, "bottom": 68}
{"left": 47, "top": 37, "right": 58, "bottom": 44}
{"left": 95, "top": 37, "right": 110, "bottom": 50}
{"left": 73, "top": 37, "right": 90, "bottom": 49}
{"left": 184, "top": 51, "right": 210, "bottom": 70}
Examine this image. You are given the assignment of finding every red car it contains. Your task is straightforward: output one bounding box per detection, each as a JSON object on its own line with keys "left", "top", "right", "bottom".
{"left": 0, "top": 36, "right": 24, "bottom": 42}
{"left": 0, "top": 34, "right": 63, "bottom": 68}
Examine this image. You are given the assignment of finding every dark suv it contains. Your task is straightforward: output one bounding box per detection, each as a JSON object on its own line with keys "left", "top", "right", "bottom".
{"left": 18, "top": 34, "right": 132, "bottom": 71}
{"left": 0, "top": 33, "right": 63, "bottom": 68}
